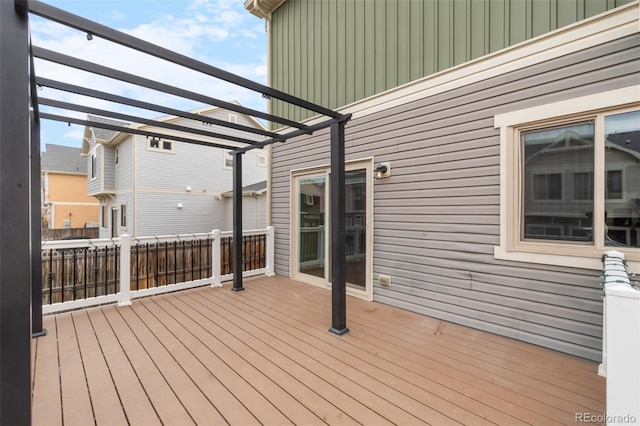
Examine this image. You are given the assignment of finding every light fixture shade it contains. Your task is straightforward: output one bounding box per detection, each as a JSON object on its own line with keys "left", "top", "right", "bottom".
{"left": 374, "top": 162, "right": 391, "bottom": 179}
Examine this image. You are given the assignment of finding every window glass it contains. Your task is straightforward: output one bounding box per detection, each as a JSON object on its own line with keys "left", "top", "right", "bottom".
{"left": 522, "top": 122, "right": 595, "bottom": 242}
{"left": 604, "top": 110, "right": 640, "bottom": 247}
{"left": 120, "top": 204, "right": 127, "bottom": 227}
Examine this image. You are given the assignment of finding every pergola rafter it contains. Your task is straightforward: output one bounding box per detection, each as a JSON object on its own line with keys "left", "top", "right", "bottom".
{"left": 0, "top": 1, "right": 351, "bottom": 424}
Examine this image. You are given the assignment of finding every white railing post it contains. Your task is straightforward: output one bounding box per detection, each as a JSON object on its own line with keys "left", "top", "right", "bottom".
{"left": 265, "top": 226, "right": 275, "bottom": 276}
{"left": 211, "top": 229, "right": 222, "bottom": 287}
{"left": 118, "top": 234, "right": 132, "bottom": 306}
{"left": 600, "top": 251, "right": 640, "bottom": 425}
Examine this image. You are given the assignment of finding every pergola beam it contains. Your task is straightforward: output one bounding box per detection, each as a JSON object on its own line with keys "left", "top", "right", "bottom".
{"left": 28, "top": 0, "right": 342, "bottom": 120}
{"left": 40, "top": 113, "right": 253, "bottom": 151}
{"left": 33, "top": 46, "right": 307, "bottom": 130}
{"left": 37, "top": 77, "right": 279, "bottom": 139}
{"left": 39, "top": 98, "right": 265, "bottom": 146}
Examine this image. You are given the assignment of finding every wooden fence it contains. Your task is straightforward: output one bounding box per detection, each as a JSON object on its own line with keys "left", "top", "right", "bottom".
{"left": 40, "top": 228, "right": 273, "bottom": 312}
{"left": 42, "top": 227, "right": 99, "bottom": 241}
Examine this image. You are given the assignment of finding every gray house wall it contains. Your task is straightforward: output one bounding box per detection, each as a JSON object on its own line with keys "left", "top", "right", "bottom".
{"left": 87, "top": 143, "right": 102, "bottom": 196}
{"left": 225, "top": 193, "right": 267, "bottom": 231}
{"left": 95, "top": 108, "right": 268, "bottom": 237}
{"left": 270, "top": 33, "right": 639, "bottom": 361}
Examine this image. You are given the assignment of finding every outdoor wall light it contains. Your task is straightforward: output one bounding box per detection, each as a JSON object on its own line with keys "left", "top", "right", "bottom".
{"left": 374, "top": 162, "right": 391, "bottom": 179}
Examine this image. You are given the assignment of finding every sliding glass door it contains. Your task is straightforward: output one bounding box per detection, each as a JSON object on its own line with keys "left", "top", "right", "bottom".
{"left": 292, "top": 161, "right": 372, "bottom": 299}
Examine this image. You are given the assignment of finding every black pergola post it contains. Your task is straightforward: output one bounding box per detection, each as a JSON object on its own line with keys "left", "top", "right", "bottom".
{"left": 232, "top": 151, "right": 244, "bottom": 292}
{"left": 0, "top": 1, "right": 32, "bottom": 424}
{"left": 31, "top": 112, "right": 45, "bottom": 337}
{"left": 329, "top": 121, "right": 349, "bottom": 335}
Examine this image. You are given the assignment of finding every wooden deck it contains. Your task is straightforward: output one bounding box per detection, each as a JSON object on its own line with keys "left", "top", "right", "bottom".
{"left": 31, "top": 275, "right": 605, "bottom": 425}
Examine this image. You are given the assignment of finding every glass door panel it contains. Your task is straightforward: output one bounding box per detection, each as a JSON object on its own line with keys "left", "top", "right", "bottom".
{"left": 297, "top": 175, "right": 326, "bottom": 279}
{"left": 345, "top": 169, "right": 367, "bottom": 290}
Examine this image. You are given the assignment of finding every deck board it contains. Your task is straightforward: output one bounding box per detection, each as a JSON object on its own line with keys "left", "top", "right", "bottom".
{"left": 32, "top": 275, "right": 606, "bottom": 426}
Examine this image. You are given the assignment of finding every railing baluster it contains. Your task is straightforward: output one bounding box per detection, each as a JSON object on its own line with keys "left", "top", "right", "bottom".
{"left": 93, "top": 247, "right": 99, "bottom": 297}
{"left": 47, "top": 249, "right": 53, "bottom": 304}
{"left": 164, "top": 241, "right": 169, "bottom": 286}
{"left": 83, "top": 247, "right": 88, "bottom": 299}
{"left": 191, "top": 240, "right": 195, "bottom": 281}
{"left": 174, "top": 241, "right": 177, "bottom": 284}
{"left": 61, "top": 250, "right": 65, "bottom": 302}
{"left": 135, "top": 243, "right": 139, "bottom": 291}
{"left": 72, "top": 249, "right": 78, "bottom": 300}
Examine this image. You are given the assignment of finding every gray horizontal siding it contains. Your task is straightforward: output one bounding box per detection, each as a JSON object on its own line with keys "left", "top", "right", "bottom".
{"left": 271, "top": 33, "right": 640, "bottom": 361}
{"left": 134, "top": 192, "right": 227, "bottom": 236}
{"left": 87, "top": 144, "right": 101, "bottom": 195}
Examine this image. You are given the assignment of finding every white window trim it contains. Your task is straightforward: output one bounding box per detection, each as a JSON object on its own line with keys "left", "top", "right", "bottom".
{"left": 90, "top": 150, "right": 97, "bottom": 181}
{"left": 223, "top": 150, "right": 233, "bottom": 170}
{"left": 494, "top": 86, "right": 640, "bottom": 273}
{"left": 146, "top": 137, "right": 175, "bottom": 153}
{"left": 256, "top": 151, "right": 267, "bottom": 167}
{"left": 290, "top": 158, "right": 374, "bottom": 301}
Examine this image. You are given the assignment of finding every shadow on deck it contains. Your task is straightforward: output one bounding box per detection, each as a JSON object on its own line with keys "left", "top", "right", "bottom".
{"left": 31, "top": 275, "right": 605, "bottom": 425}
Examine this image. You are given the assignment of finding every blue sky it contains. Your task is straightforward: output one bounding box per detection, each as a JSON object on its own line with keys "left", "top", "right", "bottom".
{"left": 31, "top": 0, "right": 268, "bottom": 150}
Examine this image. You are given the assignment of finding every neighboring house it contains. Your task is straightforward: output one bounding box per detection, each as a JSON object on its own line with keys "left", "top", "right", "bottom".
{"left": 245, "top": 0, "right": 640, "bottom": 361}
{"left": 81, "top": 105, "right": 268, "bottom": 238}
{"left": 222, "top": 180, "right": 268, "bottom": 231}
{"left": 41, "top": 143, "right": 99, "bottom": 229}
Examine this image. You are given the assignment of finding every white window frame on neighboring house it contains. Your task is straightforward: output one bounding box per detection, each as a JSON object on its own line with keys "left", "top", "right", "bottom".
{"left": 223, "top": 150, "right": 233, "bottom": 169}
{"left": 147, "top": 136, "right": 174, "bottom": 153}
{"left": 494, "top": 87, "right": 640, "bottom": 273}
{"left": 120, "top": 204, "right": 127, "bottom": 229}
{"left": 90, "top": 151, "right": 97, "bottom": 180}
{"left": 256, "top": 150, "right": 267, "bottom": 167}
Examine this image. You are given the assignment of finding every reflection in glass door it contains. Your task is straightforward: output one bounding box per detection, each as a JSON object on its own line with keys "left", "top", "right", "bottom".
{"left": 297, "top": 175, "right": 326, "bottom": 279}
{"left": 344, "top": 169, "right": 366, "bottom": 290}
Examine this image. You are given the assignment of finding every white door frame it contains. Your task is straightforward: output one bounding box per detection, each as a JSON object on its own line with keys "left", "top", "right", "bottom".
{"left": 290, "top": 158, "right": 374, "bottom": 301}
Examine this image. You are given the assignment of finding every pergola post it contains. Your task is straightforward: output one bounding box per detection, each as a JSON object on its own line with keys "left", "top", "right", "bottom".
{"left": 329, "top": 121, "right": 349, "bottom": 335}
{"left": 232, "top": 151, "right": 244, "bottom": 291}
{"left": 31, "top": 112, "right": 45, "bottom": 337}
{"left": 0, "top": 1, "right": 32, "bottom": 424}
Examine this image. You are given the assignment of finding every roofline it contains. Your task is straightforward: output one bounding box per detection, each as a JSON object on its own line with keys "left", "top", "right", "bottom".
{"left": 91, "top": 103, "right": 268, "bottom": 146}
{"left": 243, "top": 0, "right": 287, "bottom": 20}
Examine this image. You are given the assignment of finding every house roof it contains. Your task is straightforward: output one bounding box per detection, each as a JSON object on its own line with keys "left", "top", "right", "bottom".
{"left": 88, "top": 114, "right": 129, "bottom": 141}
{"left": 243, "top": 0, "right": 286, "bottom": 19}
{"left": 222, "top": 180, "right": 267, "bottom": 197}
{"left": 41, "top": 144, "right": 86, "bottom": 174}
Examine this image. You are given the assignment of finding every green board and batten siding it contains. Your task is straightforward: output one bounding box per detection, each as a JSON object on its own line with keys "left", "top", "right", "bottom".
{"left": 269, "top": 0, "right": 633, "bottom": 123}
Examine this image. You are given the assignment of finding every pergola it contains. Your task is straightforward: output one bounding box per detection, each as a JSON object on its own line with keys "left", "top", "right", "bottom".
{"left": 0, "top": 1, "right": 350, "bottom": 423}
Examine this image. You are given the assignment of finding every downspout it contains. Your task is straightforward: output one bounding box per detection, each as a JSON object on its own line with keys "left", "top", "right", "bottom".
{"left": 255, "top": 1, "right": 273, "bottom": 227}
{"left": 133, "top": 136, "right": 138, "bottom": 236}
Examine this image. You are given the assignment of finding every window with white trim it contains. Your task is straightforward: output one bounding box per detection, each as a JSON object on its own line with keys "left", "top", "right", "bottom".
{"left": 223, "top": 150, "right": 233, "bottom": 169}
{"left": 495, "top": 88, "right": 640, "bottom": 270}
{"left": 148, "top": 137, "right": 173, "bottom": 152}
{"left": 120, "top": 204, "right": 127, "bottom": 228}
{"left": 90, "top": 152, "right": 97, "bottom": 179}
{"left": 256, "top": 150, "right": 266, "bottom": 167}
